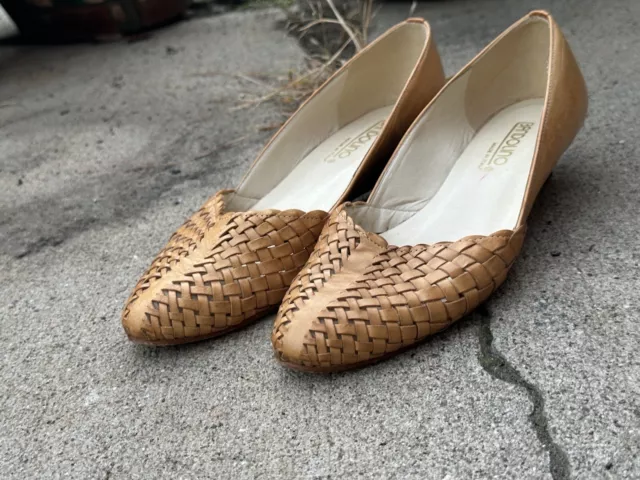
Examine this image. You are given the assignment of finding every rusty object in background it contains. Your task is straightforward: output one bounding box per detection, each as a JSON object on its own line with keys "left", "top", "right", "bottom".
{"left": 0, "top": 0, "right": 191, "bottom": 41}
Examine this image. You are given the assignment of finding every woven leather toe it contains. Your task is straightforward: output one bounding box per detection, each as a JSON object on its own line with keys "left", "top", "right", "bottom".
{"left": 272, "top": 11, "right": 587, "bottom": 372}
{"left": 272, "top": 208, "right": 387, "bottom": 367}
{"left": 123, "top": 191, "right": 327, "bottom": 345}
{"left": 273, "top": 207, "right": 526, "bottom": 370}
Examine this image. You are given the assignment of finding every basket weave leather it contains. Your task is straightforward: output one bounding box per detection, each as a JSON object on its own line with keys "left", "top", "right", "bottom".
{"left": 272, "top": 10, "right": 587, "bottom": 372}
{"left": 123, "top": 190, "right": 326, "bottom": 344}
{"left": 121, "top": 18, "right": 445, "bottom": 345}
{"left": 272, "top": 207, "right": 524, "bottom": 370}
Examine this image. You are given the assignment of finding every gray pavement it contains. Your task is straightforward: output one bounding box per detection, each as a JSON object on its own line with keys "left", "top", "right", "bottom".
{"left": 0, "top": 1, "right": 639, "bottom": 479}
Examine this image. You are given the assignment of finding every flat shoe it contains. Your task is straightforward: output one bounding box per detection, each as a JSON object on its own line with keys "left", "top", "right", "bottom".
{"left": 122, "top": 18, "right": 445, "bottom": 345}
{"left": 272, "top": 10, "right": 588, "bottom": 371}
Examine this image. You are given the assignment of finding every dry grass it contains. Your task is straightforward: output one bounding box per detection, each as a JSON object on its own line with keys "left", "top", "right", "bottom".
{"left": 234, "top": 0, "right": 376, "bottom": 117}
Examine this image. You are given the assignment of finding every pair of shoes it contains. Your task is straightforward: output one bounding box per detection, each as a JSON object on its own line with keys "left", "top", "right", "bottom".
{"left": 122, "top": 10, "right": 587, "bottom": 373}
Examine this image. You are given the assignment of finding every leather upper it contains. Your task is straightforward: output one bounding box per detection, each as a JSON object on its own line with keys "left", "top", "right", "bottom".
{"left": 123, "top": 190, "right": 326, "bottom": 343}
{"left": 364, "top": 11, "right": 587, "bottom": 231}
{"left": 517, "top": 10, "right": 588, "bottom": 222}
{"left": 272, "top": 11, "right": 587, "bottom": 371}
{"left": 122, "top": 19, "right": 445, "bottom": 345}
{"left": 272, "top": 207, "right": 524, "bottom": 369}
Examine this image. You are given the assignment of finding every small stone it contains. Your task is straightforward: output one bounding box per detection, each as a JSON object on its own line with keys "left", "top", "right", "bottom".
{"left": 17, "top": 178, "right": 23, "bottom": 186}
{"left": 170, "top": 167, "right": 181, "bottom": 175}
{"left": 60, "top": 109, "right": 70, "bottom": 116}
{"left": 550, "top": 251, "right": 561, "bottom": 257}
{"left": 111, "top": 76, "right": 125, "bottom": 89}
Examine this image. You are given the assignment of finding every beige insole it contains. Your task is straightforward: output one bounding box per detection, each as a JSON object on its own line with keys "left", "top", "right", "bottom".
{"left": 252, "top": 106, "right": 392, "bottom": 212}
{"left": 382, "top": 99, "right": 544, "bottom": 245}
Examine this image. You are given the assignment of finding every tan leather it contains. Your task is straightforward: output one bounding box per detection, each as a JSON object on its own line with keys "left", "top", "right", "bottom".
{"left": 272, "top": 11, "right": 587, "bottom": 371}
{"left": 273, "top": 207, "right": 524, "bottom": 370}
{"left": 123, "top": 190, "right": 326, "bottom": 344}
{"left": 517, "top": 10, "right": 588, "bottom": 222}
{"left": 122, "top": 19, "right": 445, "bottom": 345}
{"left": 364, "top": 10, "right": 587, "bottom": 232}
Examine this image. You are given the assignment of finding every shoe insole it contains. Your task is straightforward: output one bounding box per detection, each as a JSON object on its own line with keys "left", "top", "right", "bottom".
{"left": 382, "top": 99, "right": 544, "bottom": 245}
{"left": 252, "top": 106, "right": 393, "bottom": 212}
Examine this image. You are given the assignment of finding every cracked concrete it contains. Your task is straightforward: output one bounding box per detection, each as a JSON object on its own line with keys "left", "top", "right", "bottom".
{"left": 477, "top": 307, "right": 570, "bottom": 480}
{"left": 1, "top": 1, "right": 639, "bottom": 479}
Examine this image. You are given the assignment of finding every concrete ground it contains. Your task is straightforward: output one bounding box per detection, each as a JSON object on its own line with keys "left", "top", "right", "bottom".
{"left": 0, "top": 0, "right": 638, "bottom": 478}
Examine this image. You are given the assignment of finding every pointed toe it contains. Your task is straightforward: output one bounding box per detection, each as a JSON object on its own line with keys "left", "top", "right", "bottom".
{"left": 120, "top": 265, "right": 217, "bottom": 345}
{"left": 122, "top": 192, "right": 327, "bottom": 345}
{"left": 272, "top": 314, "right": 308, "bottom": 367}
{"left": 121, "top": 294, "right": 157, "bottom": 344}
{"left": 272, "top": 208, "right": 529, "bottom": 372}
{"left": 271, "top": 208, "right": 388, "bottom": 372}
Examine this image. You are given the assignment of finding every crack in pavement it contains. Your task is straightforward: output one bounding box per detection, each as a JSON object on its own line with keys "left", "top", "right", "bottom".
{"left": 476, "top": 306, "right": 571, "bottom": 480}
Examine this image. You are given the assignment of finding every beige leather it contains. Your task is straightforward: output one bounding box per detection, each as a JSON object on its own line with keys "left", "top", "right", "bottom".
{"left": 122, "top": 19, "right": 445, "bottom": 345}
{"left": 272, "top": 11, "right": 587, "bottom": 371}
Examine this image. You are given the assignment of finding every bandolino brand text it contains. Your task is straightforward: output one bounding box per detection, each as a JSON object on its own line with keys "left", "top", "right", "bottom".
{"left": 479, "top": 121, "right": 535, "bottom": 171}
{"left": 324, "top": 120, "right": 385, "bottom": 163}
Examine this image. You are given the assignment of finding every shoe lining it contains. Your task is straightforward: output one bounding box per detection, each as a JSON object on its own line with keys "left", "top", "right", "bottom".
{"left": 381, "top": 99, "right": 543, "bottom": 245}
{"left": 252, "top": 106, "right": 392, "bottom": 212}
{"left": 233, "top": 22, "right": 429, "bottom": 211}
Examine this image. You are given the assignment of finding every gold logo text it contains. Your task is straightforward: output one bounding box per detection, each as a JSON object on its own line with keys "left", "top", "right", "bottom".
{"left": 324, "top": 120, "right": 385, "bottom": 163}
{"left": 479, "top": 121, "right": 535, "bottom": 171}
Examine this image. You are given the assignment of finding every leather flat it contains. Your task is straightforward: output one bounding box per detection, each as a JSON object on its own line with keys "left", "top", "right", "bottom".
{"left": 122, "top": 18, "right": 445, "bottom": 345}
{"left": 272, "top": 10, "right": 588, "bottom": 371}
